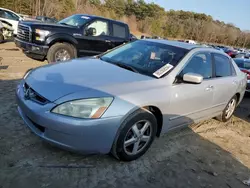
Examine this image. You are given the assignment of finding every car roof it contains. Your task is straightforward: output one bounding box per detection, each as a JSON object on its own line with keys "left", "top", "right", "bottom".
{"left": 0, "top": 7, "right": 20, "bottom": 17}
{"left": 143, "top": 39, "right": 202, "bottom": 50}
{"left": 74, "top": 14, "right": 126, "bottom": 25}
{"left": 0, "top": 7, "right": 16, "bottom": 13}
{"left": 142, "top": 39, "right": 231, "bottom": 56}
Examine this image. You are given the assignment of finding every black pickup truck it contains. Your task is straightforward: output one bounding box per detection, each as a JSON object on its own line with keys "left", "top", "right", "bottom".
{"left": 15, "top": 14, "right": 134, "bottom": 63}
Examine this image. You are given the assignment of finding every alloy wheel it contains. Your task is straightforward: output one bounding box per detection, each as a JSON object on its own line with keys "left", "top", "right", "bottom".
{"left": 55, "top": 49, "right": 71, "bottom": 62}
{"left": 225, "top": 98, "right": 236, "bottom": 119}
{"left": 123, "top": 120, "right": 152, "bottom": 155}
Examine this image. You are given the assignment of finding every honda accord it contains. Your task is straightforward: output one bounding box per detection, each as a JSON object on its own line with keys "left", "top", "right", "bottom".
{"left": 16, "top": 40, "right": 247, "bottom": 161}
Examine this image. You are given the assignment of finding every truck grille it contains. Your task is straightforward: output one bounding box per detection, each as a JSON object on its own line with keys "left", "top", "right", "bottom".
{"left": 23, "top": 82, "right": 49, "bottom": 105}
{"left": 17, "top": 24, "right": 31, "bottom": 42}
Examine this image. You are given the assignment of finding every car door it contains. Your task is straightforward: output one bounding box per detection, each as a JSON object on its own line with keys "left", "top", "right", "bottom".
{"left": 77, "top": 19, "right": 111, "bottom": 56}
{"left": 210, "top": 53, "right": 238, "bottom": 113}
{"left": 166, "top": 52, "right": 215, "bottom": 130}
{"left": 0, "top": 9, "right": 19, "bottom": 35}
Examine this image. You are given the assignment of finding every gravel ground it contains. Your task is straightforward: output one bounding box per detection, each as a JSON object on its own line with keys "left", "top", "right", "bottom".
{"left": 0, "top": 42, "right": 250, "bottom": 188}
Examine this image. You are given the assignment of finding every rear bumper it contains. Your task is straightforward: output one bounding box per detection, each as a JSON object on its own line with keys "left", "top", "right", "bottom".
{"left": 15, "top": 38, "right": 49, "bottom": 60}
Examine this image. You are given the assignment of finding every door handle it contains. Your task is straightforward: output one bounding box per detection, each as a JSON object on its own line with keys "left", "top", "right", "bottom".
{"left": 205, "top": 85, "right": 214, "bottom": 91}
{"left": 232, "top": 81, "right": 238, "bottom": 85}
{"left": 105, "top": 40, "right": 111, "bottom": 43}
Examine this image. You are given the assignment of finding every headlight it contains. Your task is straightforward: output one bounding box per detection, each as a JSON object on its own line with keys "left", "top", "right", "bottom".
{"left": 23, "top": 68, "right": 33, "bottom": 79}
{"left": 35, "top": 29, "right": 50, "bottom": 41}
{"left": 51, "top": 97, "right": 113, "bottom": 119}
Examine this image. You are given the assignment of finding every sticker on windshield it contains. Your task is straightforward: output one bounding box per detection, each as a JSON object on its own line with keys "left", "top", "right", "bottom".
{"left": 150, "top": 52, "right": 156, "bottom": 59}
{"left": 153, "top": 64, "right": 174, "bottom": 78}
{"left": 81, "top": 16, "right": 90, "bottom": 19}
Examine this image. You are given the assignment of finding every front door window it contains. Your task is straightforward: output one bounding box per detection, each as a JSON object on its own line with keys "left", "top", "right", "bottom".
{"left": 85, "top": 20, "right": 109, "bottom": 36}
{"left": 180, "top": 53, "right": 212, "bottom": 79}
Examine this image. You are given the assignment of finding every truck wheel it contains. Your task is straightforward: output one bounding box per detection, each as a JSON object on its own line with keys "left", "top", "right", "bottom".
{"left": 47, "top": 43, "right": 76, "bottom": 63}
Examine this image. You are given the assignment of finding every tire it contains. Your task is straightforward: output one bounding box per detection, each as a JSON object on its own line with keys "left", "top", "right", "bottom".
{"left": 216, "top": 95, "right": 237, "bottom": 122}
{"left": 0, "top": 33, "right": 4, "bottom": 43}
{"left": 47, "top": 43, "right": 76, "bottom": 63}
{"left": 112, "top": 109, "right": 157, "bottom": 161}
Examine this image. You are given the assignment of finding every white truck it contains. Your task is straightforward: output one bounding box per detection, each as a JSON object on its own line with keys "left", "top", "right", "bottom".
{"left": 185, "top": 40, "right": 197, "bottom": 44}
{"left": 0, "top": 8, "right": 22, "bottom": 35}
{"left": 0, "top": 20, "right": 14, "bottom": 42}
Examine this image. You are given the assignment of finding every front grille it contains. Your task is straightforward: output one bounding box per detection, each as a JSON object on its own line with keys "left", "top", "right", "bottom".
{"left": 17, "top": 24, "right": 31, "bottom": 42}
{"left": 23, "top": 82, "right": 49, "bottom": 105}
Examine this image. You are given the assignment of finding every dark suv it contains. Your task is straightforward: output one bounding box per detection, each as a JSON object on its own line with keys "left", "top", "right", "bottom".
{"left": 15, "top": 14, "right": 131, "bottom": 63}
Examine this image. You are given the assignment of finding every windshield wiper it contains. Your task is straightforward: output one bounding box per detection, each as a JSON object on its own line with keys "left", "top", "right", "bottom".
{"left": 114, "top": 63, "right": 139, "bottom": 73}
{"left": 100, "top": 57, "right": 139, "bottom": 73}
{"left": 59, "top": 23, "right": 70, "bottom": 26}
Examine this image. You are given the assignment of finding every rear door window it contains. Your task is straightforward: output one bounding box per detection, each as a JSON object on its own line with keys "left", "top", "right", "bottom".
{"left": 112, "top": 24, "right": 126, "bottom": 38}
{"left": 213, "top": 54, "right": 233, "bottom": 77}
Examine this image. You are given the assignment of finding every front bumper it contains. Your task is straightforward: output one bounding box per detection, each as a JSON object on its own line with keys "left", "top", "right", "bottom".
{"left": 16, "top": 83, "right": 122, "bottom": 154}
{"left": 15, "top": 38, "right": 49, "bottom": 60}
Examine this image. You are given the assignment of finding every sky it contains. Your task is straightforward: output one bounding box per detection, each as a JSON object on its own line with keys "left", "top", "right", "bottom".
{"left": 145, "top": 0, "right": 250, "bottom": 31}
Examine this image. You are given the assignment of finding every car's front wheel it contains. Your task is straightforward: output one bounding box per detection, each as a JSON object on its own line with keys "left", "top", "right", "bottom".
{"left": 47, "top": 43, "right": 76, "bottom": 63}
{"left": 112, "top": 109, "right": 157, "bottom": 161}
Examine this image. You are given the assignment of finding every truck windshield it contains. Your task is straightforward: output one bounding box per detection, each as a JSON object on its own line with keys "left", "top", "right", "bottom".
{"left": 58, "top": 15, "right": 90, "bottom": 27}
{"left": 100, "top": 40, "right": 189, "bottom": 78}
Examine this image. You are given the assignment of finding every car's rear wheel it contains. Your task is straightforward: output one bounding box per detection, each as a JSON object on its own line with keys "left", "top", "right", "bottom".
{"left": 112, "top": 109, "right": 157, "bottom": 161}
{"left": 47, "top": 43, "right": 76, "bottom": 63}
{"left": 217, "top": 95, "right": 237, "bottom": 122}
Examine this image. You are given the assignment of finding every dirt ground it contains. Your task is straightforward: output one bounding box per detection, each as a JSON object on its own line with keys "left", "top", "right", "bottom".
{"left": 0, "top": 42, "right": 250, "bottom": 188}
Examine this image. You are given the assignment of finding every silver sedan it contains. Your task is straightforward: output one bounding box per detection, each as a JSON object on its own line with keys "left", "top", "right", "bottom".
{"left": 16, "top": 40, "right": 247, "bottom": 161}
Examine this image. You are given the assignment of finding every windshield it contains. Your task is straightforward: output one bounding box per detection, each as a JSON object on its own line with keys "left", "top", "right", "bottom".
{"left": 100, "top": 40, "right": 189, "bottom": 78}
{"left": 58, "top": 15, "right": 90, "bottom": 27}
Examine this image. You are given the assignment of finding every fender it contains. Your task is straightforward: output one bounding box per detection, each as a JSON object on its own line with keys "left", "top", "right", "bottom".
{"left": 45, "top": 33, "right": 78, "bottom": 46}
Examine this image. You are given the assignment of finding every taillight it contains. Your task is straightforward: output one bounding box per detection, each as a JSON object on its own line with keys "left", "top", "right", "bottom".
{"left": 241, "top": 70, "right": 250, "bottom": 79}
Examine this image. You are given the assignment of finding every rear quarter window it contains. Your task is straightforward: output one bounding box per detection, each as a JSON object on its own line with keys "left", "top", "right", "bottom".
{"left": 234, "top": 59, "right": 244, "bottom": 68}
{"left": 231, "top": 60, "right": 237, "bottom": 76}
{"left": 113, "top": 24, "right": 126, "bottom": 38}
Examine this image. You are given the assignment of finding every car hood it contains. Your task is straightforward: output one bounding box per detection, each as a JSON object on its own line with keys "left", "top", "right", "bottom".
{"left": 21, "top": 21, "right": 77, "bottom": 30}
{"left": 25, "top": 58, "right": 153, "bottom": 102}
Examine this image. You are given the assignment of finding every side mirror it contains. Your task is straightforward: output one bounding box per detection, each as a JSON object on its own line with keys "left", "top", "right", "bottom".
{"left": 86, "top": 27, "right": 96, "bottom": 36}
{"left": 183, "top": 73, "right": 203, "bottom": 84}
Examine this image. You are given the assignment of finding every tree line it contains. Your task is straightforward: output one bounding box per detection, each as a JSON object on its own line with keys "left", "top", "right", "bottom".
{"left": 1, "top": 0, "right": 250, "bottom": 48}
